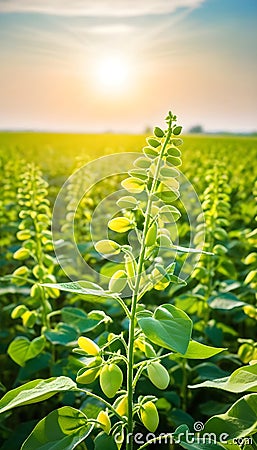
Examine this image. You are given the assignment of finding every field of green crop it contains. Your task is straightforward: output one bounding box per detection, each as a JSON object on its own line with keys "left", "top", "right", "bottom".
{"left": 0, "top": 128, "right": 256, "bottom": 450}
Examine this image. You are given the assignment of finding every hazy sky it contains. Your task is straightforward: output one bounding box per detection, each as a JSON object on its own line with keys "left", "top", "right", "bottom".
{"left": 0, "top": 0, "right": 256, "bottom": 132}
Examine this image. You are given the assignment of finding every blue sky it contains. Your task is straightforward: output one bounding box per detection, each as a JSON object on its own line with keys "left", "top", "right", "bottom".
{"left": 0, "top": 0, "right": 256, "bottom": 132}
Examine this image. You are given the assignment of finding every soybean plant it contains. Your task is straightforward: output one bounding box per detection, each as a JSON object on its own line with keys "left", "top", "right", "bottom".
{"left": 0, "top": 113, "right": 224, "bottom": 450}
{"left": 6, "top": 164, "right": 59, "bottom": 369}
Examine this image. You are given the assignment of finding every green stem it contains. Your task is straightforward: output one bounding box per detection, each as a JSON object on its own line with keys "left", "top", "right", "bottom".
{"left": 114, "top": 295, "right": 131, "bottom": 318}
{"left": 30, "top": 166, "right": 50, "bottom": 331}
{"left": 181, "top": 358, "right": 187, "bottom": 410}
{"left": 77, "top": 389, "right": 126, "bottom": 423}
{"left": 126, "top": 126, "right": 172, "bottom": 450}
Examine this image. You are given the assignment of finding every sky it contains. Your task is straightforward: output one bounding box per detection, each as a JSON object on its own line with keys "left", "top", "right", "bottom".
{"left": 0, "top": 0, "right": 256, "bottom": 133}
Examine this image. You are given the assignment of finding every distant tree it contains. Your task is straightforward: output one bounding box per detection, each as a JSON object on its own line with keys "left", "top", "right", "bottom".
{"left": 189, "top": 125, "right": 204, "bottom": 134}
{"left": 144, "top": 126, "right": 152, "bottom": 134}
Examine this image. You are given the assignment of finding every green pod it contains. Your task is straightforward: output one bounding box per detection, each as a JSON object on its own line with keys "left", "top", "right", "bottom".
{"left": 115, "top": 395, "right": 128, "bottom": 416}
{"left": 13, "top": 247, "right": 30, "bottom": 261}
{"left": 30, "top": 283, "right": 44, "bottom": 300}
{"left": 16, "top": 230, "right": 32, "bottom": 241}
{"left": 12, "top": 266, "right": 30, "bottom": 277}
{"left": 213, "top": 244, "right": 227, "bottom": 255}
{"left": 100, "top": 363, "right": 123, "bottom": 398}
{"left": 44, "top": 286, "right": 60, "bottom": 299}
{"left": 11, "top": 305, "right": 28, "bottom": 319}
{"left": 96, "top": 411, "right": 111, "bottom": 434}
{"left": 78, "top": 336, "right": 100, "bottom": 355}
{"left": 76, "top": 357, "right": 103, "bottom": 384}
{"left": 245, "top": 270, "right": 257, "bottom": 285}
{"left": 147, "top": 361, "right": 170, "bottom": 390}
{"left": 109, "top": 270, "right": 127, "bottom": 293}
{"left": 145, "top": 222, "right": 158, "bottom": 247}
{"left": 125, "top": 254, "right": 136, "bottom": 279}
{"left": 95, "top": 239, "right": 120, "bottom": 255}
{"left": 76, "top": 367, "right": 100, "bottom": 384}
{"left": 244, "top": 253, "right": 257, "bottom": 265}
{"left": 32, "top": 264, "right": 46, "bottom": 280}
{"left": 22, "top": 310, "right": 37, "bottom": 328}
{"left": 140, "top": 401, "right": 159, "bottom": 432}
{"left": 213, "top": 227, "right": 228, "bottom": 241}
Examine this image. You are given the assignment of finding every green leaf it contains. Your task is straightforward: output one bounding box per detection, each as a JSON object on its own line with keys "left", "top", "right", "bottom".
{"left": 108, "top": 216, "right": 134, "bottom": 232}
{"left": 166, "top": 156, "right": 182, "bottom": 167}
{"left": 138, "top": 304, "right": 192, "bottom": 354}
{"left": 155, "top": 190, "right": 180, "bottom": 203}
{"left": 204, "top": 394, "right": 257, "bottom": 439}
{"left": 208, "top": 293, "right": 247, "bottom": 310}
{"left": 121, "top": 177, "right": 145, "bottom": 194}
{"left": 94, "top": 432, "right": 118, "bottom": 450}
{"left": 44, "top": 323, "right": 78, "bottom": 345}
{"left": 173, "top": 126, "right": 182, "bottom": 135}
{"left": 189, "top": 363, "right": 257, "bottom": 393}
{"left": 213, "top": 227, "right": 228, "bottom": 240}
{"left": 95, "top": 240, "right": 120, "bottom": 255}
{"left": 217, "top": 260, "right": 237, "bottom": 279}
{"left": 194, "top": 363, "right": 229, "bottom": 382}
{"left": 146, "top": 137, "right": 161, "bottom": 148}
{"left": 143, "top": 146, "right": 159, "bottom": 158}
{"left": 21, "top": 406, "right": 93, "bottom": 450}
{"left": 128, "top": 169, "right": 148, "bottom": 180}
{"left": 7, "top": 336, "right": 45, "bottom": 367}
{"left": 178, "top": 340, "right": 226, "bottom": 359}
{"left": 41, "top": 281, "right": 116, "bottom": 299}
{"left": 160, "top": 166, "right": 179, "bottom": 178}
{"left": 159, "top": 205, "right": 181, "bottom": 223}
{"left": 153, "top": 126, "right": 164, "bottom": 138}
{"left": 61, "top": 307, "right": 109, "bottom": 333}
{"left": 116, "top": 196, "right": 138, "bottom": 209}
{"left": 134, "top": 157, "right": 152, "bottom": 169}
{"left": 170, "top": 138, "right": 183, "bottom": 146}
{"left": 166, "top": 146, "right": 181, "bottom": 157}
{"left": 0, "top": 377, "right": 76, "bottom": 414}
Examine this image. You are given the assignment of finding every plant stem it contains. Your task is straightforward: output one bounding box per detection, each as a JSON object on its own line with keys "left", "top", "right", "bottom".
{"left": 31, "top": 165, "right": 50, "bottom": 330}
{"left": 126, "top": 125, "right": 172, "bottom": 450}
{"left": 77, "top": 389, "right": 125, "bottom": 423}
{"left": 181, "top": 358, "right": 187, "bottom": 410}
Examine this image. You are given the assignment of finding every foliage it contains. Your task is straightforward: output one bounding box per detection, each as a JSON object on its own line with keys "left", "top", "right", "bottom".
{"left": 0, "top": 118, "right": 256, "bottom": 449}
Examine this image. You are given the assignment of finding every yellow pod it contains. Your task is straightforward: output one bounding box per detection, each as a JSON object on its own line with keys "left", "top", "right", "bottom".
{"left": 115, "top": 395, "right": 128, "bottom": 416}
{"left": 96, "top": 410, "right": 111, "bottom": 434}
{"left": 77, "top": 336, "right": 100, "bottom": 356}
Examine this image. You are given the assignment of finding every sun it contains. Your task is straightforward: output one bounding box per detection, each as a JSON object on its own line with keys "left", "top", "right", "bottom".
{"left": 95, "top": 55, "right": 130, "bottom": 92}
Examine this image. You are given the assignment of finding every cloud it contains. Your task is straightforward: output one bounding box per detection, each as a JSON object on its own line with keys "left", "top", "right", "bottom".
{"left": 88, "top": 25, "right": 133, "bottom": 35}
{"left": 0, "top": 0, "right": 205, "bottom": 16}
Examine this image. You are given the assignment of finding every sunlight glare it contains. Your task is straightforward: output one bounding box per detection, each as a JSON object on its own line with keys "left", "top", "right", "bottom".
{"left": 95, "top": 55, "right": 130, "bottom": 92}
